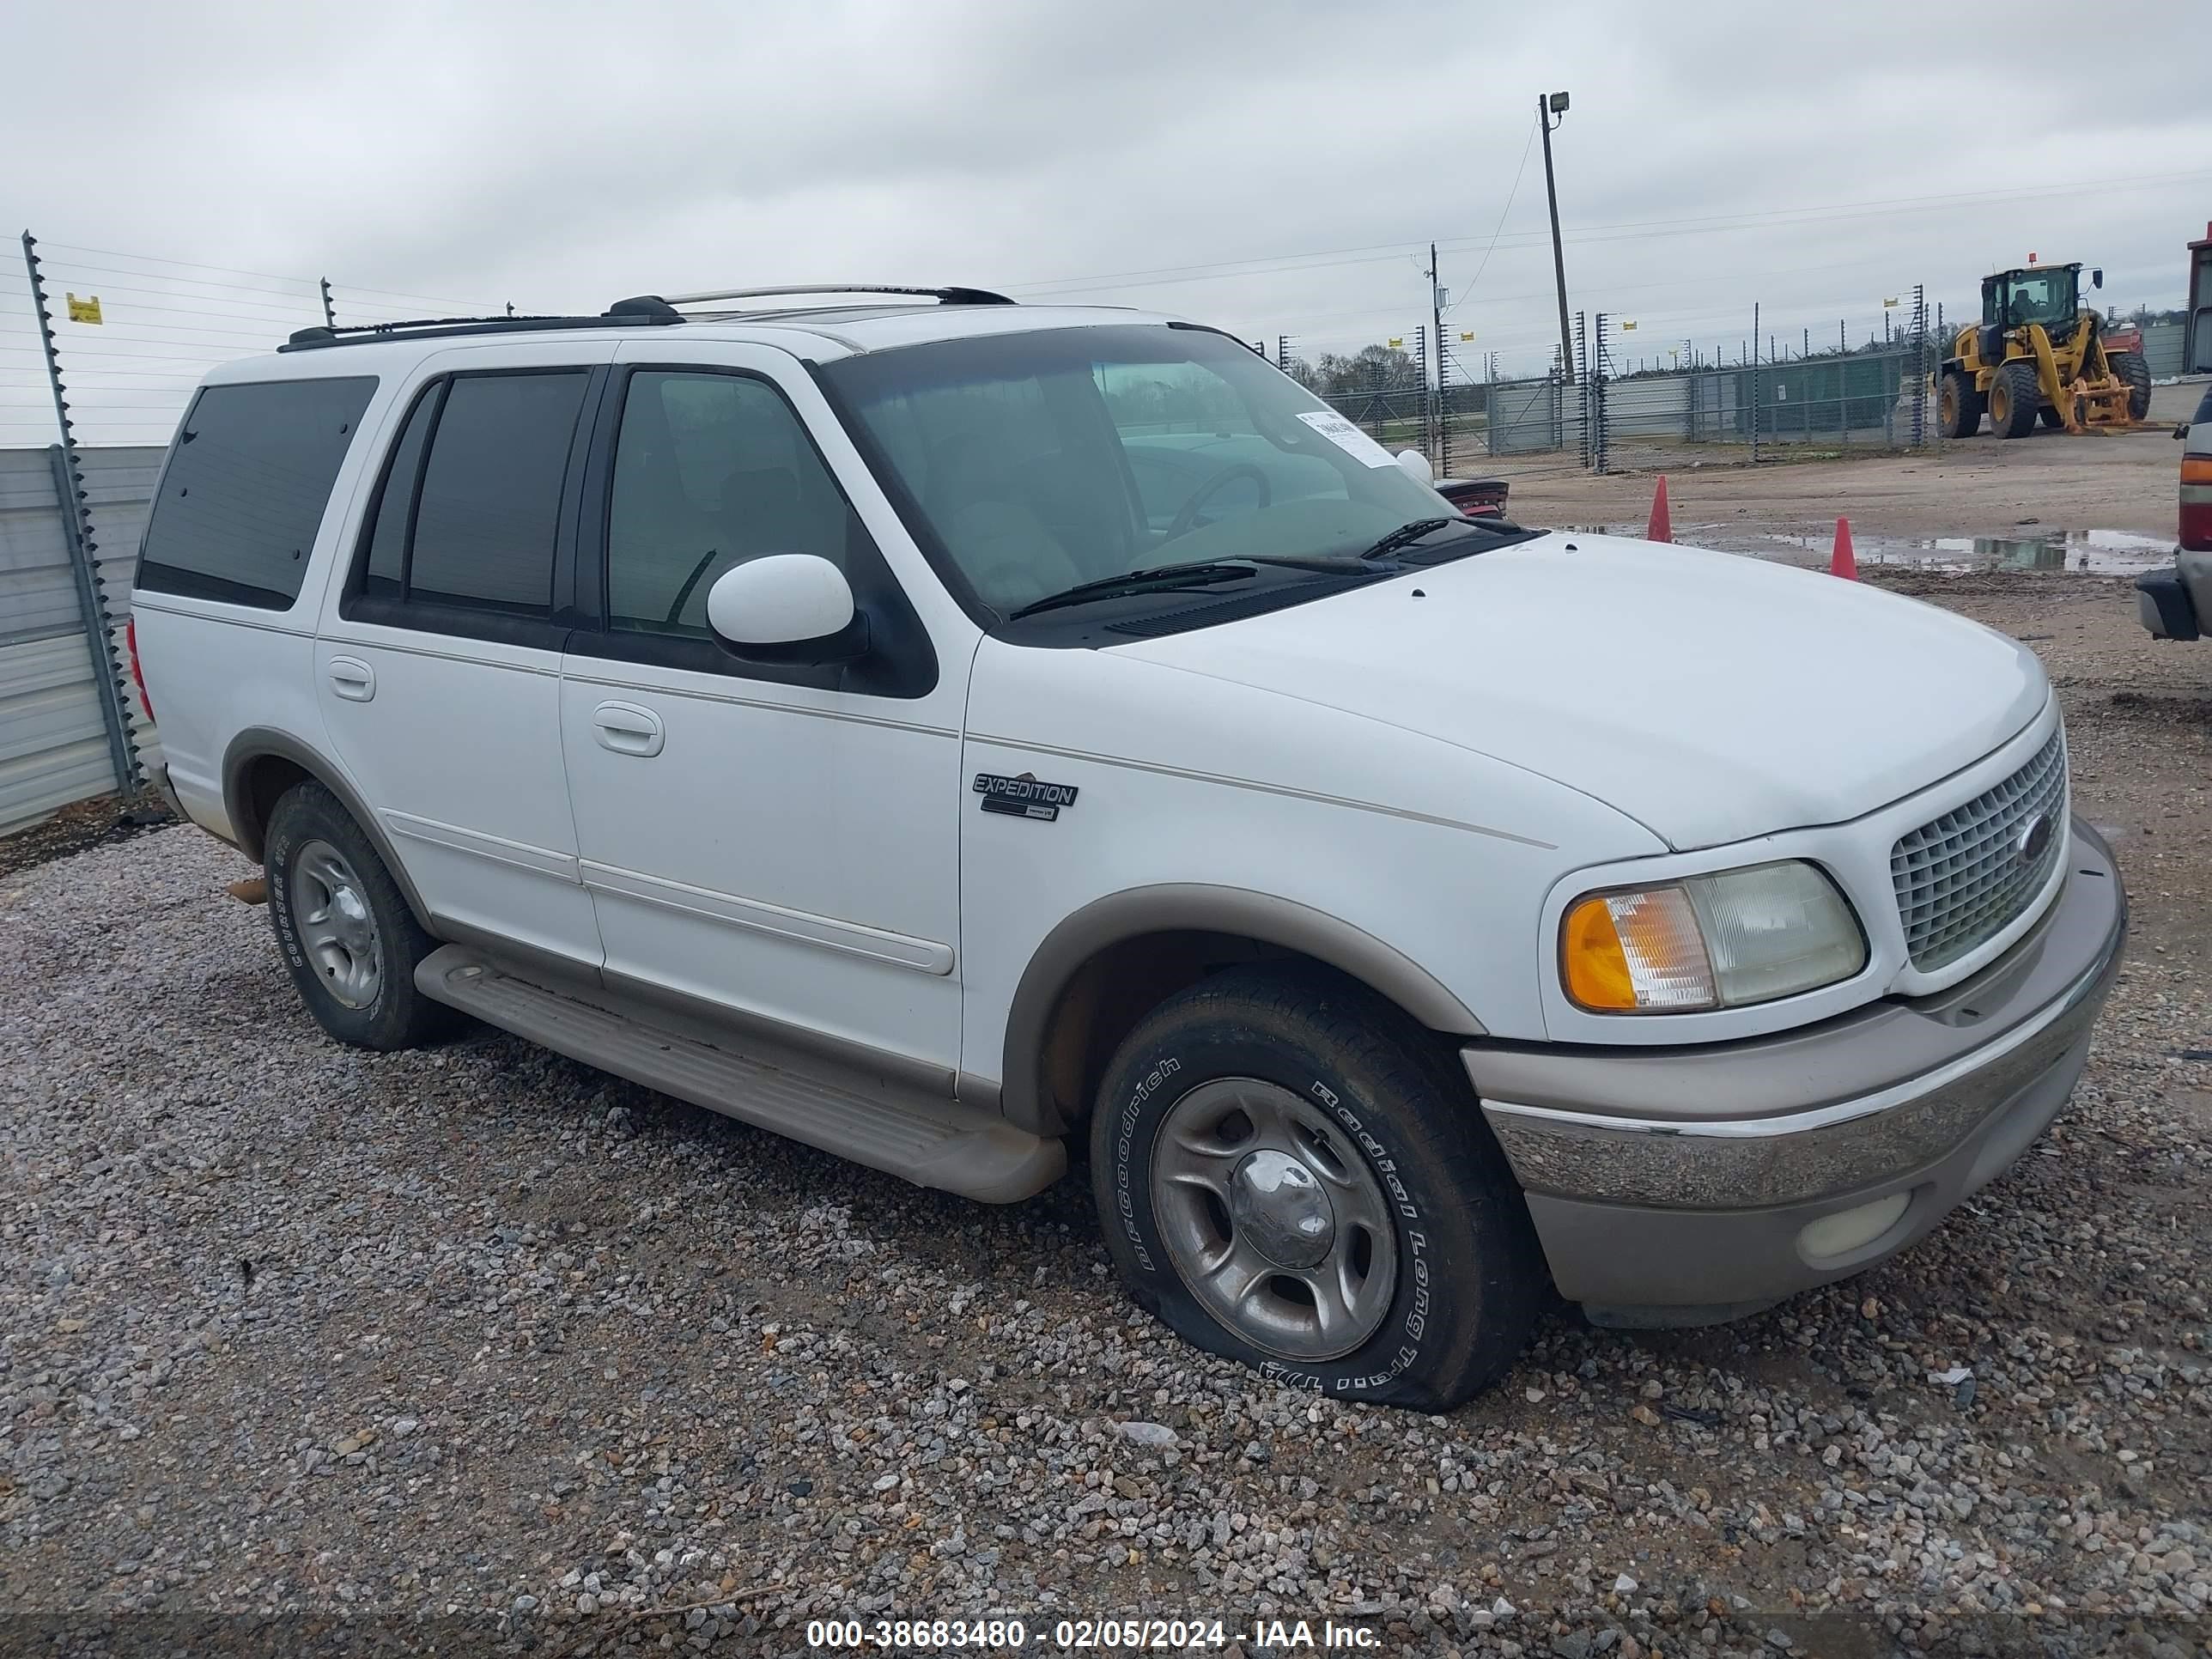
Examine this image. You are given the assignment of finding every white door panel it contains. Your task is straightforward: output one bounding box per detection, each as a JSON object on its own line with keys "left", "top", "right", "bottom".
{"left": 559, "top": 666, "right": 965, "bottom": 1068}
{"left": 317, "top": 631, "right": 599, "bottom": 961}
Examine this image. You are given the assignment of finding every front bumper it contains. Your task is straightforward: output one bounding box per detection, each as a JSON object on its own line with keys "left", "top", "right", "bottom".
{"left": 1464, "top": 817, "right": 2126, "bottom": 1318}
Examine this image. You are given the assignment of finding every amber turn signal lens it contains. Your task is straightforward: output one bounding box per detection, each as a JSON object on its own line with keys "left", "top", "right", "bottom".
{"left": 1559, "top": 885, "right": 1719, "bottom": 1012}
{"left": 1561, "top": 895, "right": 1638, "bottom": 1010}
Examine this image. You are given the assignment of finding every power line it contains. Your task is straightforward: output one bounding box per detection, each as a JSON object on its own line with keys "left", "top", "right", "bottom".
{"left": 1446, "top": 113, "right": 1540, "bottom": 313}
{"left": 39, "top": 240, "right": 503, "bottom": 313}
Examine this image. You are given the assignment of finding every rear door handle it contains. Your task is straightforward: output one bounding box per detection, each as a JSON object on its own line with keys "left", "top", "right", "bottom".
{"left": 592, "top": 700, "right": 664, "bottom": 757}
{"left": 327, "top": 657, "right": 375, "bottom": 702}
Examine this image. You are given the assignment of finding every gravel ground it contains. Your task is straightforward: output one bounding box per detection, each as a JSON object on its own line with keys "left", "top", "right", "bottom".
{"left": 3, "top": 572, "right": 2209, "bottom": 1659}
{"left": 0, "top": 791, "right": 173, "bottom": 884}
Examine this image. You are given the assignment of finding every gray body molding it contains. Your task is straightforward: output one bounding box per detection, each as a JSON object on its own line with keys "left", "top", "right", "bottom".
{"left": 221, "top": 727, "right": 436, "bottom": 933}
{"left": 999, "top": 883, "right": 1487, "bottom": 1135}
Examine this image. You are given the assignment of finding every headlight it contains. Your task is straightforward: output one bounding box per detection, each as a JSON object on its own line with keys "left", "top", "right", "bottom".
{"left": 1560, "top": 860, "right": 1865, "bottom": 1013}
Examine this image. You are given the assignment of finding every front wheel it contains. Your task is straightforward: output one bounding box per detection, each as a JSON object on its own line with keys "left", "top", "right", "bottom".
{"left": 1089, "top": 966, "right": 1544, "bottom": 1411}
{"left": 1989, "top": 360, "right": 2042, "bottom": 439}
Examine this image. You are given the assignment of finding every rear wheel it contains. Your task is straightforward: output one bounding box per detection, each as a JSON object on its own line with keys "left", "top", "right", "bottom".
{"left": 1937, "top": 370, "right": 1982, "bottom": 439}
{"left": 265, "top": 782, "right": 461, "bottom": 1050}
{"left": 1988, "top": 360, "right": 2041, "bottom": 439}
{"left": 2110, "top": 350, "right": 2152, "bottom": 421}
{"left": 1089, "top": 965, "right": 1545, "bottom": 1411}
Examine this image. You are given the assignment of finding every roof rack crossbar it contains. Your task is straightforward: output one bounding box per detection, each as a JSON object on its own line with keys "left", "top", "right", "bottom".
{"left": 282, "top": 308, "right": 684, "bottom": 352}
{"left": 276, "top": 285, "right": 1013, "bottom": 352}
{"left": 652, "top": 283, "right": 1016, "bottom": 307}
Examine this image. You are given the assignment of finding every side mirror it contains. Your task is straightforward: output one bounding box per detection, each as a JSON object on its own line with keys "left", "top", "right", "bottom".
{"left": 1395, "top": 447, "right": 1435, "bottom": 485}
{"left": 705, "top": 555, "right": 869, "bottom": 664}
{"left": 2092, "top": 269, "right": 2104, "bottom": 289}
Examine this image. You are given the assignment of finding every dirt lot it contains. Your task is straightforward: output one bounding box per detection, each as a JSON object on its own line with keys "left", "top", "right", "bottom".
{"left": 1495, "top": 428, "right": 2187, "bottom": 548}
{"left": 3, "top": 496, "right": 2209, "bottom": 1656}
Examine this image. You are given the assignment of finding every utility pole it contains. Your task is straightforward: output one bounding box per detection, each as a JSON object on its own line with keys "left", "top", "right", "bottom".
{"left": 1539, "top": 91, "right": 1574, "bottom": 385}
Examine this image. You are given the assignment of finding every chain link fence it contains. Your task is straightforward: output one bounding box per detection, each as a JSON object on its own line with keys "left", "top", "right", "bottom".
{"left": 1290, "top": 293, "right": 1949, "bottom": 477}
{"left": 1294, "top": 289, "right": 1945, "bottom": 476}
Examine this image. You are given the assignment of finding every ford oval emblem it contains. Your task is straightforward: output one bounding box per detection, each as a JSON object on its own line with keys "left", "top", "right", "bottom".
{"left": 2016, "top": 812, "right": 2053, "bottom": 866}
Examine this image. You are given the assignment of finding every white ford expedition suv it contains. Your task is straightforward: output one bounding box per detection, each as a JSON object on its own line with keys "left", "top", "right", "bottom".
{"left": 131, "top": 286, "right": 2126, "bottom": 1410}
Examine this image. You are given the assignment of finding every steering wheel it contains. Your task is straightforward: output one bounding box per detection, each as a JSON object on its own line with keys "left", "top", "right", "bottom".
{"left": 1166, "top": 463, "right": 1272, "bottom": 540}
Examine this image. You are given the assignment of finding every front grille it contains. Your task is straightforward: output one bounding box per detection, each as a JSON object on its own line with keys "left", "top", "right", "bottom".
{"left": 1891, "top": 728, "right": 2067, "bottom": 970}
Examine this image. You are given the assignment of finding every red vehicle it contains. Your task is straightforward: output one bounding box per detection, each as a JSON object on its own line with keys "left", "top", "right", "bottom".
{"left": 1433, "top": 475, "right": 1510, "bottom": 517}
{"left": 2136, "top": 384, "right": 2212, "bottom": 641}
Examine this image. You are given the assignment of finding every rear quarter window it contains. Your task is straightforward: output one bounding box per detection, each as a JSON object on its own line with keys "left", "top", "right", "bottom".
{"left": 137, "top": 376, "right": 378, "bottom": 609}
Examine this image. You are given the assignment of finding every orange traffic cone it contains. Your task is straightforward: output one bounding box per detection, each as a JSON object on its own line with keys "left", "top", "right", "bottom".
{"left": 1645, "top": 475, "right": 1672, "bottom": 543}
{"left": 1829, "top": 517, "right": 1858, "bottom": 580}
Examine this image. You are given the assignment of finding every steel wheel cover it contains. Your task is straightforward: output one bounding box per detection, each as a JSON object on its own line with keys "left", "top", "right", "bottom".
{"left": 289, "top": 839, "right": 382, "bottom": 1009}
{"left": 1149, "top": 1078, "right": 1399, "bottom": 1362}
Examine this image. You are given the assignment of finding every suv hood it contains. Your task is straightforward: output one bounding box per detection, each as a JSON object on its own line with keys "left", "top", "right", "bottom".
{"left": 1112, "top": 532, "right": 2048, "bottom": 850}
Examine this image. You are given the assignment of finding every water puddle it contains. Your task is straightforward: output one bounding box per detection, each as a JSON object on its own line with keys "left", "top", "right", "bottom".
{"left": 1561, "top": 524, "right": 2174, "bottom": 574}
{"left": 1755, "top": 526, "right": 2173, "bottom": 574}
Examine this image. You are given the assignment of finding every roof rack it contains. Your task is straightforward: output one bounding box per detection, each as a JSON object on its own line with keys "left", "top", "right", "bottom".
{"left": 277, "top": 285, "right": 1012, "bottom": 352}
{"left": 282, "top": 301, "right": 684, "bottom": 352}
{"left": 653, "top": 283, "right": 1016, "bottom": 308}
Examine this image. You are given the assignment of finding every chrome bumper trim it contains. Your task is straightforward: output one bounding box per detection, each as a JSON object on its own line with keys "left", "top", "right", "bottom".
{"left": 1486, "top": 949, "right": 2105, "bottom": 1144}
{"left": 1478, "top": 825, "right": 2125, "bottom": 1211}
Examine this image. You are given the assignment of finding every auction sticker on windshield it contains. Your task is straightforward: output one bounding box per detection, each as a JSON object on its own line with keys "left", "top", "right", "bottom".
{"left": 1295, "top": 409, "right": 1398, "bottom": 467}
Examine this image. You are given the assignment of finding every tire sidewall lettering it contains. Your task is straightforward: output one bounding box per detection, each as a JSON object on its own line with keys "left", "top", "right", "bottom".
{"left": 1114, "top": 1056, "right": 1179, "bottom": 1274}
{"left": 268, "top": 833, "right": 308, "bottom": 973}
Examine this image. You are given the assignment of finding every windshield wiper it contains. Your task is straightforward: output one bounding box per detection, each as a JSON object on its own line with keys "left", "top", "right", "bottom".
{"left": 1356, "top": 517, "right": 1474, "bottom": 561}
{"left": 1008, "top": 560, "right": 1261, "bottom": 620}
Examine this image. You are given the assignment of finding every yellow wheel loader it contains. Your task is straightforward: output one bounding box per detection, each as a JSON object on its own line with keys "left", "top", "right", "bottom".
{"left": 1936, "top": 262, "right": 2154, "bottom": 440}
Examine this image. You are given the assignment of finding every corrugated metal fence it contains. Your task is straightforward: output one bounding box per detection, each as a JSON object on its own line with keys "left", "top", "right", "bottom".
{"left": 0, "top": 443, "right": 163, "bottom": 831}
{"left": 2142, "top": 319, "right": 2187, "bottom": 380}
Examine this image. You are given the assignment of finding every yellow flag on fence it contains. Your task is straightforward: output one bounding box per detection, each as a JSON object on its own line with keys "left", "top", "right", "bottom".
{"left": 66, "top": 293, "right": 103, "bottom": 325}
{"left": 1387, "top": 337, "right": 1402, "bottom": 350}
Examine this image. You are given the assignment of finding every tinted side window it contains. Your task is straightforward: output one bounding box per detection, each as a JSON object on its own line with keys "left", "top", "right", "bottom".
{"left": 360, "top": 383, "right": 441, "bottom": 601}
{"left": 137, "top": 376, "right": 377, "bottom": 608}
{"left": 405, "top": 372, "right": 590, "bottom": 616}
{"left": 605, "top": 372, "right": 852, "bottom": 637}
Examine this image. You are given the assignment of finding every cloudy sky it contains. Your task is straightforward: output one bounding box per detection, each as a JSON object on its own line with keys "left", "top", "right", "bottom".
{"left": 4, "top": 0, "right": 2209, "bottom": 441}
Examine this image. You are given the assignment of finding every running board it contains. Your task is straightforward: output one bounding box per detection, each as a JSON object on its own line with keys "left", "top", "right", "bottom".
{"left": 415, "top": 945, "right": 1065, "bottom": 1203}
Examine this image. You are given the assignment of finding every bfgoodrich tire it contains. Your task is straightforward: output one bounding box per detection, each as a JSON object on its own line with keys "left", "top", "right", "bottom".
{"left": 264, "top": 781, "right": 462, "bottom": 1051}
{"left": 1089, "top": 966, "right": 1544, "bottom": 1411}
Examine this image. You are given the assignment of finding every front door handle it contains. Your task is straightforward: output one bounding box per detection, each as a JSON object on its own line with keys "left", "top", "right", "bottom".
{"left": 592, "top": 700, "right": 664, "bottom": 757}
{"left": 327, "top": 656, "right": 376, "bottom": 702}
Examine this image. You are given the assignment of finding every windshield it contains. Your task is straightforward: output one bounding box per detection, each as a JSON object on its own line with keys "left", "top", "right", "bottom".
{"left": 1990, "top": 269, "right": 2079, "bottom": 330}
{"left": 819, "top": 325, "right": 1456, "bottom": 614}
